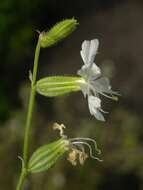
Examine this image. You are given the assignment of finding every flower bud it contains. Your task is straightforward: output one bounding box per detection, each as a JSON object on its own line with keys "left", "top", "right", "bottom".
{"left": 39, "top": 18, "right": 78, "bottom": 48}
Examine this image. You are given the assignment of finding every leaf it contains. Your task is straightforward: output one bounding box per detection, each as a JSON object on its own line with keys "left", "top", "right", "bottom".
{"left": 36, "top": 76, "right": 81, "bottom": 97}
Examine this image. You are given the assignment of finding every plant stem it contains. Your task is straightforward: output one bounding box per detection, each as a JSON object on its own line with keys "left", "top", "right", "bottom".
{"left": 16, "top": 170, "right": 27, "bottom": 190}
{"left": 16, "top": 38, "right": 41, "bottom": 190}
{"left": 23, "top": 38, "right": 41, "bottom": 166}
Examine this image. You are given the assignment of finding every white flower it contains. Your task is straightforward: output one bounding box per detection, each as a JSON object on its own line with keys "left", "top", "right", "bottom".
{"left": 77, "top": 39, "right": 118, "bottom": 121}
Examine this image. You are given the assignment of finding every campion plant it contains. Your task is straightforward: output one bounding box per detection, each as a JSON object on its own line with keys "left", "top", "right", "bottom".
{"left": 16, "top": 19, "right": 118, "bottom": 190}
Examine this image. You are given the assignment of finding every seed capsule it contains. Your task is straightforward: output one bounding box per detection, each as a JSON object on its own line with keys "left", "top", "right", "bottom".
{"left": 28, "top": 139, "right": 69, "bottom": 173}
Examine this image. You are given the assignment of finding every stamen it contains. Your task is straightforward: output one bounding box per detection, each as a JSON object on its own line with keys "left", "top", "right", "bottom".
{"left": 72, "top": 143, "right": 85, "bottom": 153}
{"left": 99, "top": 108, "right": 108, "bottom": 114}
{"left": 89, "top": 84, "right": 119, "bottom": 101}
{"left": 71, "top": 141, "right": 103, "bottom": 162}
{"left": 70, "top": 137, "right": 101, "bottom": 154}
{"left": 99, "top": 92, "right": 118, "bottom": 101}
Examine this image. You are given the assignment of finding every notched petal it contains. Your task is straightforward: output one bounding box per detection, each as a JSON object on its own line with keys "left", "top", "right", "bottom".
{"left": 80, "top": 39, "right": 99, "bottom": 65}
{"left": 88, "top": 95, "right": 105, "bottom": 121}
{"left": 88, "top": 39, "right": 99, "bottom": 63}
{"left": 81, "top": 40, "right": 90, "bottom": 64}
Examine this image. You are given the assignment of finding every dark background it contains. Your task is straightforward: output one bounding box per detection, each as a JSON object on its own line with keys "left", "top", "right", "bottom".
{"left": 0, "top": 0, "right": 143, "bottom": 189}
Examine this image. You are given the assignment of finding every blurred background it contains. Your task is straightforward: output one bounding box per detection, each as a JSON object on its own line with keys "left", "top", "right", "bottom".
{"left": 0, "top": 0, "right": 143, "bottom": 189}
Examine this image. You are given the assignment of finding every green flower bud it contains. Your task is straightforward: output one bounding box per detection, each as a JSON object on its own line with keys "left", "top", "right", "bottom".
{"left": 36, "top": 76, "right": 82, "bottom": 97}
{"left": 39, "top": 18, "right": 78, "bottom": 48}
{"left": 28, "top": 139, "right": 69, "bottom": 173}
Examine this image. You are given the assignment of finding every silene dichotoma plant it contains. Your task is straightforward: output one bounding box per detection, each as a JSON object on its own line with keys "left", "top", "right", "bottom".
{"left": 16, "top": 19, "right": 118, "bottom": 190}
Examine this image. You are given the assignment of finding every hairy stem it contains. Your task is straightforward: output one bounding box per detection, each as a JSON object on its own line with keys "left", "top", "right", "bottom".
{"left": 16, "top": 38, "right": 41, "bottom": 190}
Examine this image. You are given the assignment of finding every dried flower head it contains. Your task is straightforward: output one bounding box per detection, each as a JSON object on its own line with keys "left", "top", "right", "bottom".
{"left": 53, "top": 123, "right": 66, "bottom": 138}
{"left": 53, "top": 123, "right": 102, "bottom": 166}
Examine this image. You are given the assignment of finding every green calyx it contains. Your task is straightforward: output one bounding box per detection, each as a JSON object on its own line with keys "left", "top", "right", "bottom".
{"left": 39, "top": 18, "right": 78, "bottom": 48}
{"left": 36, "top": 76, "right": 82, "bottom": 97}
{"left": 28, "top": 139, "right": 69, "bottom": 173}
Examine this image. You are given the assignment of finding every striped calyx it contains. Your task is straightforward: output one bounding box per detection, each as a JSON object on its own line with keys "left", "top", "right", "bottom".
{"left": 36, "top": 76, "right": 82, "bottom": 97}
{"left": 39, "top": 18, "right": 78, "bottom": 48}
{"left": 28, "top": 139, "right": 69, "bottom": 173}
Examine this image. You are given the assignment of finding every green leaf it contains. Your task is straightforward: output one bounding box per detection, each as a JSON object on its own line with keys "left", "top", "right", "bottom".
{"left": 36, "top": 76, "right": 82, "bottom": 97}
{"left": 39, "top": 18, "right": 78, "bottom": 48}
{"left": 28, "top": 139, "right": 68, "bottom": 173}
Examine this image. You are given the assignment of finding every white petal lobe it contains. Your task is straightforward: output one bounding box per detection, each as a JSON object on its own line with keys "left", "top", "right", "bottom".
{"left": 88, "top": 39, "right": 99, "bottom": 63}
{"left": 80, "top": 39, "right": 99, "bottom": 65}
{"left": 88, "top": 96, "right": 105, "bottom": 121}
{"left": 81, "top": 40, "right": 90, "bottom": 64}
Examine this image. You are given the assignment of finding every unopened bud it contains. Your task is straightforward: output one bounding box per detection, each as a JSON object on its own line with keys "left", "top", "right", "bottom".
{"left": 39, "top": 18, "right": 78, "bottom": 48}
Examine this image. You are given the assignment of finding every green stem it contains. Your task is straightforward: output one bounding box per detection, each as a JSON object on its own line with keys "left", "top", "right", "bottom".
{"left": 16, "top": 38, "right": 41, "bottom": 190}
{"left": 16, "top": 170, "right": 27, "bottom": 190}
{"left": 23, "top": 39, "right": 41, "bottom": 166}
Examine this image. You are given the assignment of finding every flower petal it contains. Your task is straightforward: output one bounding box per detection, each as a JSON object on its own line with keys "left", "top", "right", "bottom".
{"left": 80, "top": 40, "right": 90, "bottom": 64}
{"left": 80, "top": 39, "right": 99, "bottom": 65}
{"left": 77, "top": 63, "right": 101, "bottom": 80}
{"left": 88, "top": 63, "right": 101, "bottom": 79}
{"left": 91, "top": 77, "right": 112, "bottom": 93}
{"left": 88, "top": 95, "right": 101, "bottom": 108}
{"left": 88, "top": 39, "right": 99, "bottom": 64}
{"left": 88, "top": 95, "right": 105, "bottom": 121}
